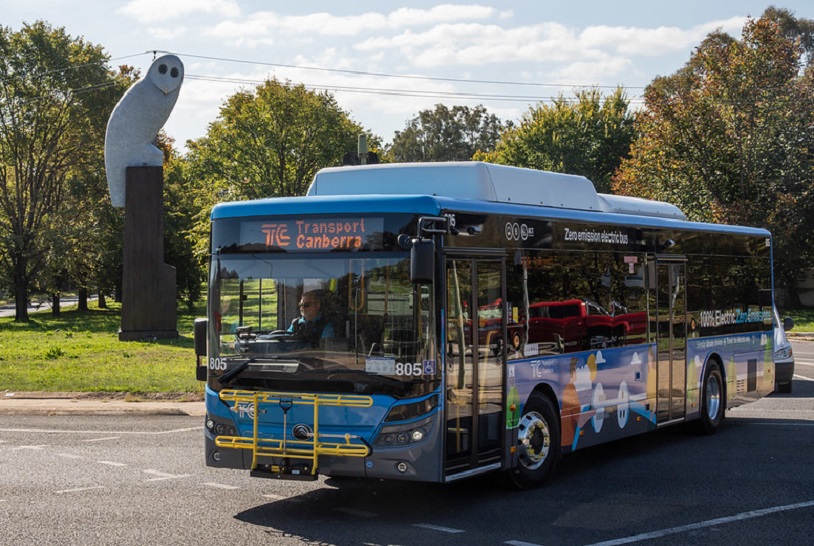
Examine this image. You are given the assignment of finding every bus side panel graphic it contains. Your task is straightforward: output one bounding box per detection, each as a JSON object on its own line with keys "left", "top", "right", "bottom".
{"left": 510, "top": 345, "right": 656, "bottom": 453}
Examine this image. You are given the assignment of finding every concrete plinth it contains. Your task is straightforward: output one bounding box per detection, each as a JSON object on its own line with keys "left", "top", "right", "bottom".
{"left": 119, "top": 166, "right": 178, "bottom": 341}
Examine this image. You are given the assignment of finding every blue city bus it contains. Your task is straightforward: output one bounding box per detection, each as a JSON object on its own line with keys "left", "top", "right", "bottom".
{"left": 194, "top": 162, "right": 775, "bottom": 487}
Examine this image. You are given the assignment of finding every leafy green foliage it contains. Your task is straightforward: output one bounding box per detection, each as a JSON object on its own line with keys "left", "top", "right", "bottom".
{"left": 0, "top": 21, "right": 132, "bottom": 321}
{"left": 387, "top": 104, "right": 508, "bottom": 162}
{"left": 477, "top": 88, "right": 636, "bottom": 193}
{"left": 162, "top": 137, "right": 203, "bottom": 310}
{"left": 186, "top": 78, "right": 376, "bottom": 201}
{"left": 182, "top": 79, "right": 378, "bottom": 267}
{"left": 613, "top": 10, "right": 814, "bottom": 300}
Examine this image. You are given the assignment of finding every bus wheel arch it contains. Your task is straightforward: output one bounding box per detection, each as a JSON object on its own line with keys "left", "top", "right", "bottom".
{"left": 696, "top": 356, "right": 725, "bottom": 435}
{"left": 509, "top": 387, "right": 561, "bottom": 488}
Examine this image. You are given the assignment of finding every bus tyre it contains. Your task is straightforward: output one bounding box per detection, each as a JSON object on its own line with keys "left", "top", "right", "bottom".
{"left": 697, "top": 361, "right": 724, "bottom": 435}
{"left": 509, "top": 393, "right": 560, "bottom": 488}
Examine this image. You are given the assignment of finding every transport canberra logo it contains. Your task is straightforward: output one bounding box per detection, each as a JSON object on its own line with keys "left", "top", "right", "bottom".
{"left": 261, "top": 218, "right": 370, "bottom": 250}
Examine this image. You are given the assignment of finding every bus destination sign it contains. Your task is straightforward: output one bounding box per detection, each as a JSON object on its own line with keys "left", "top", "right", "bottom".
{"left": 240, "top": 217, "right": 383, "bottom": 251}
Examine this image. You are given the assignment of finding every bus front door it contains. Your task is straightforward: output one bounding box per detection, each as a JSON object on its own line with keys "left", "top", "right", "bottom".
{"left": 444, "top": 256, "right": 506, "bottom": 479}
{"left": 655, "top": 261, "right": 687, "bottom": 424}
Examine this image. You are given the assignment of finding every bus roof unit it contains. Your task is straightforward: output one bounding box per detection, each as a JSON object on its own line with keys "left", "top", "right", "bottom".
{"left": 307, "top": 162, "right": 685, "bottom": 220}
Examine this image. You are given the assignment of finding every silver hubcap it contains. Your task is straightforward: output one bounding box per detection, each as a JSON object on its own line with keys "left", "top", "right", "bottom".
{"left": 517, "top": 411, "right": 551, "bottom": 470}
{"left": 705, "top": 373, "right": 721, "bottom": 421}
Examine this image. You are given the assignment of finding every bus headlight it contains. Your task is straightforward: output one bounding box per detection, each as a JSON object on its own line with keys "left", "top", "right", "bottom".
{"left": 774, "top": 347, "right": 792, "bottom": 360}
{"left": 205, "top": 413, "right": 236, "bottom": 437}
{"left": 375, "top": 418, "right": 432, "bottom": 447}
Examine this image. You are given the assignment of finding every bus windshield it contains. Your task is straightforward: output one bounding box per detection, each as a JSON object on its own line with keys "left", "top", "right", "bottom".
{"left": 209, "top": 253, "right": 438, "bottom": 398}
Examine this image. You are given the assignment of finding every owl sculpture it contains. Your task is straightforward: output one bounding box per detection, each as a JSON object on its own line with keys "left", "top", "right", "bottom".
{"left": 104, "top": 54, "right": 184, "bottom": 207}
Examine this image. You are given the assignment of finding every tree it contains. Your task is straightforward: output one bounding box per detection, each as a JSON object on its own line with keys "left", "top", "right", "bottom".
{"left": 39, "top": 69, "right": 134, "bottom": 314}
{"left": 613, "top": 10, "right": 814, "bottom": 302}
{"left": 163, "top": 136, "right": 203, "bottom": 311}
{"left": 186, "top": 79, "right": 377, "bottom": 202}
{"left": 183, "top": 79, "right": 377, "bottom": 271}
{"left": 0, "top": 21, "right": 127, "bottom": 321}
{"left": 477, "top": 88, "right": 636, "bottom": 193}
{"left": 387, "top": 104, "right": 507, "bottom": 162}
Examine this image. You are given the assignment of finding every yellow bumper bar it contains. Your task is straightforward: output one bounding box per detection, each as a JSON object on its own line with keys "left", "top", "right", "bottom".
{"left": 215, "top": 390, "right": 373, "bottom": 477}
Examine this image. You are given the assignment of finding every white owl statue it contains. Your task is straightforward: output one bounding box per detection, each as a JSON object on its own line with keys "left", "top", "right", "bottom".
{"left": 104, "top": 54, "right": 184, "bottom": 208}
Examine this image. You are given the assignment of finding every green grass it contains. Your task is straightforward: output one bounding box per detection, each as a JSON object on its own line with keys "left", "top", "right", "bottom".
{"left": 784, "top": 308, "right": 814, "bottom": 332}
{"left": 0, "top": 300, "right": 204, "bottom": 395}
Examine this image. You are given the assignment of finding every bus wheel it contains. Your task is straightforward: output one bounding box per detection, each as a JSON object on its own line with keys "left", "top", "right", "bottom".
{"left": 510, "top": 393, "right": 560, "bottom": 488}
{"left": 696, "top": 360, "right": 724, "bottom": 435}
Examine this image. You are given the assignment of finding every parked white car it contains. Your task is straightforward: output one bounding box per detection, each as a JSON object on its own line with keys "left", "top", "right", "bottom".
{"left": 773, "top": 306, "right": 795, "bottom": 393}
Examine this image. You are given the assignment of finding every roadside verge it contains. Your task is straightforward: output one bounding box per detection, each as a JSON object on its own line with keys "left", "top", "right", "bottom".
{"left": 0, "top": 391, "right": 205, "bottom": 416}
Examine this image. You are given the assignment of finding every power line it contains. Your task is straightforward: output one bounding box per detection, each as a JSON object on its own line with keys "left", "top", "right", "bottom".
{"left": 3, "top": 49, "right": 646, "bottom": 104}
{"left": 185, "top": 73, "right": 646, "bottom": 104}
{"left": 152, "top": 49, "right": 648, "bottom": 91}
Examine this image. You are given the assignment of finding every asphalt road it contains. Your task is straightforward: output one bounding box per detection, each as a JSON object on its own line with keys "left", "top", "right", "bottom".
{"left": 1, "top": 343, "right": 812, "bottom": 545}
{"left": 0, "top": 295, "right": 90, "bottom": 318}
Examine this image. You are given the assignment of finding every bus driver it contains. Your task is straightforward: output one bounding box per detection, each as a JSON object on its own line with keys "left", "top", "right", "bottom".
{"left": 287, "top": 289, "right": 335, "bottom": 345}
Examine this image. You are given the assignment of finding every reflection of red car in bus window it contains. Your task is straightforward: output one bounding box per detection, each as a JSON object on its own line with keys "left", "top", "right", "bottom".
{"left": 474, "top": 298, "right": 504, "bottom": 355}
{"left": 609, "top": 300, "right": 647, "bottom": 345}
{"left": 509, "top": 299, "right": 646, "bottom": 354}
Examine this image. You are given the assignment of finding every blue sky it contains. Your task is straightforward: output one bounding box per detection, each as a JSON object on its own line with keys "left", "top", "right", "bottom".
{"left": 6, "top": 1, "right": 813, "bottom": 150}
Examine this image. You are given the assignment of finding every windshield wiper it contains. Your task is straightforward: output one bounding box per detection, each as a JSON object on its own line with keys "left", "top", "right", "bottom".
{"left": 219, "top": 358, "right": 256, "bottom": 385}
{"left": 220, "top": 355, "right": 305, "bottom": 385}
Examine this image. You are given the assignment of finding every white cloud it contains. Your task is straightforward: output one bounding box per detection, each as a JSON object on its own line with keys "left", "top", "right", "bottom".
{"left": 118, "top": 0, "right": 240, "bottom": 24}
{"left": 145, "top": 26, "right": 188, "bottom": 41}
{"left": 202, "top": 5, "right": 500, "bottom": 47}
{"left": 551, "top": 56, "right": 634, "bottom": 84}
{"left": 352, "top": 15, "right": 751, "bottom": 71}
{"left": 579, "top": 16, "right": 747, "bottom": 57}
{"left": 357, "top": 22, "right": 605, "bottom": 67}
{"left": 387, "top": 4, "right": 497, "bottom": 27}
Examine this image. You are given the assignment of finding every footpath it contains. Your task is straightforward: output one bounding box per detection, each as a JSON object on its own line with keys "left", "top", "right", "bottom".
{"left": 0, "top": 392, "right": 205, "bottom": 417}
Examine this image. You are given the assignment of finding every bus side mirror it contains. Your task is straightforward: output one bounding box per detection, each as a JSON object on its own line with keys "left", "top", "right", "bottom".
{"left": 194, "top": 318, "right": 208, "bottom": 381}
{"left": 194, "top": 318, "right": 208, "bottom": 356}
{"left": 410, "top": 238, "right": 435, "bottom": 284}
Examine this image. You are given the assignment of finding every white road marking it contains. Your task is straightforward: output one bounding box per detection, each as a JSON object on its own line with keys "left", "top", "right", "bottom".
{"left": 793, "top": 373, "right": 814, "bottom": 381}
{"left": 56, "top": 486, "right": 105, "bottom": 494}
{"left": 412, "top": 523, "right": 465, "bottom": 534}
{"left": 142, "top": 469, "right": 190, "bottom": 481}
{"left": 261, "top": 493, "right": 301, "bottom": 502}
{"left": 83, "top": 436, "right": 121, "bottom": 442}
{"left": 202, "top": 482, "right": 239, "bottom": 490}
{"left": 97, "top": 460, "right": 127, "bottom": 467}
{"left": 10, "top": 444, "right": 48, "bottom": 451}
{"left": 750, "top": 422, "right": 814, "bottom": 426}
{"left": 505, "top": 541, "right": 544, "bottom": 546}
{"left": 56, "top": 453, "right": 83, "bottom": 459}
{"left": 0, "top": 427, "right": 202, "bottom": 435}
{"left": 586, "top": 499, "right": 814, "bottom": 546}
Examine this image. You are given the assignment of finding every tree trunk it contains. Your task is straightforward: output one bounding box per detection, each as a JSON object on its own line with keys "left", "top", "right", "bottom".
{"left": 52, "top": 293, "right": 60, "bottom": 317}
{"left": 98, "top": 291, "right": 107, "bottom": 309}
{"left": 13, "top": 254, "right": 28, "bottom": 322}
{"left": 78, "top": 287, "right": 88, "bottom": 311}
